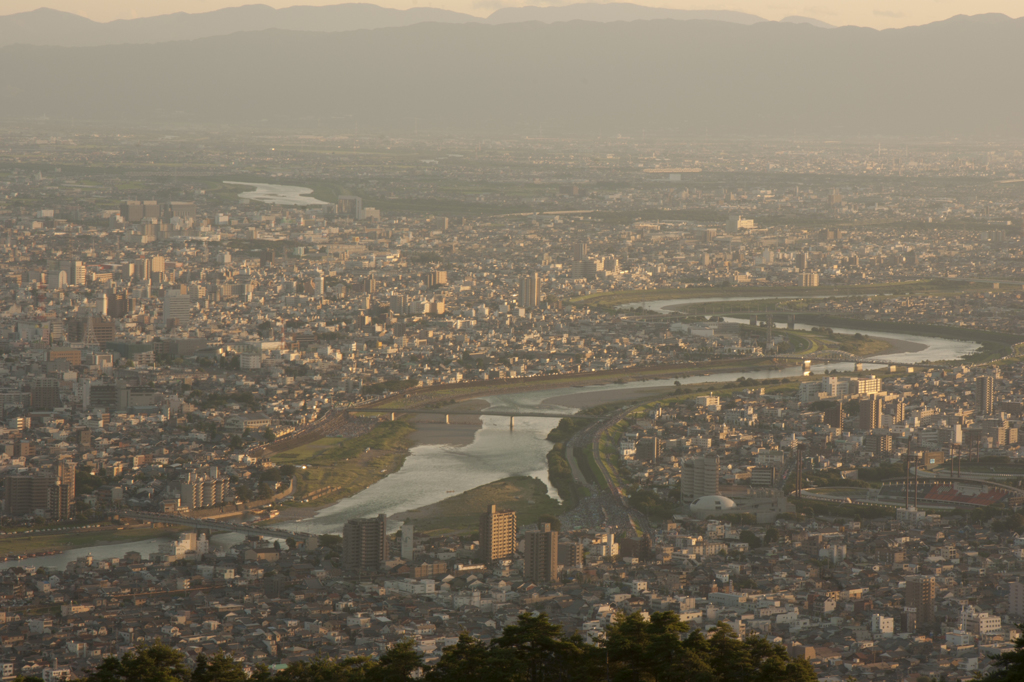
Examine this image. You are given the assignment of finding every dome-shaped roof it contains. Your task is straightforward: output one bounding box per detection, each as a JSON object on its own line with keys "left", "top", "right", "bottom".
{"left": 690, "top": 495, "right": 736, "bottom": 512}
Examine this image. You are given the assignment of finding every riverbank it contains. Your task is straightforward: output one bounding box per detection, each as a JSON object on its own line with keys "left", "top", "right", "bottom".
{"left": 542, "top": 385, "right": 675, "bottom": 410}
{"left": 574, "top": 279, "right": 982, "bottom": 308}
{"left": 792, "top": 313, "right": 1024, "bottom": 363}
{"left": 366, "top": 357, "right": 797, "bottom": 413}
{"left": 260, "top": 340, "right": 929, "bottom": 528}
{"left": 0, "top": 526, "right": 177, "bottom": 558}
{"left": 392, "top": 475, "right": 561, "bottom": 536}
{"left": 409, "top": 399, "right": 486, "bottom": 446}
{"left": 863, "top": 336, "right": 928, "bottom": 357}
{"left": 272, "top": 420, "right": 415, "bottom": 511}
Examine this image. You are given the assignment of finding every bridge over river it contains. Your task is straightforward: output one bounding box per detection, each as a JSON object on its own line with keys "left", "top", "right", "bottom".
{"left": 120, "top": 512, "right": 317, "bottom": 543}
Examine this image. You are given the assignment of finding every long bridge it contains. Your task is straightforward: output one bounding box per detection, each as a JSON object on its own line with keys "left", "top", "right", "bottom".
{"left": 120, "top": 511, "right": 316, "bottom": 542}
{"left": 348, "top": 407, "right": 596, "bottom": 427}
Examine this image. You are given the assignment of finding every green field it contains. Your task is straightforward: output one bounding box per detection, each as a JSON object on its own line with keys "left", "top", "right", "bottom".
{"left": 273, "top": 421, "right": 415, "bottom": 506}
{"left": 396, "top": 476, "right": 563, "bottom": 536}
{"left": 791, "top": 314, "right": 1024, "bottom": 363}
{"left": 0, "top": 526, "right": 178, "bottom": 557}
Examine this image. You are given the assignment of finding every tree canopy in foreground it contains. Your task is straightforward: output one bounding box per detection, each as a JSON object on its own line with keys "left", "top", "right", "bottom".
{"left": 70, "top": 612, "right": 817, "bottom": 682}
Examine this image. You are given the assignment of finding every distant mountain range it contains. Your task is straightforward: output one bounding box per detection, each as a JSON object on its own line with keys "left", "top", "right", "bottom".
{"left": 0, "top": 2, "right": 836, "bottom": 47}
{"left": 0, "top": 13, "right": 1019, "bottom": 137}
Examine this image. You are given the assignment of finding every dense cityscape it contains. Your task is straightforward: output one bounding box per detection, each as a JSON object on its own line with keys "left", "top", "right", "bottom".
{"left": 3, "top": 129, "right": 1024, "bottom": 682}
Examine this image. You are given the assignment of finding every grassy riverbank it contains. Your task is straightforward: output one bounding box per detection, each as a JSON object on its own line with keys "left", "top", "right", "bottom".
{"left": 395, "top": 476, "right": 562, "bottom": 537}
{"left": 572, "top": 279, "right": 981, "bottom": 308}
{"left": 790, "top": 314, "right": 1024, "bottom": 363}
{"left": 359, "top": 357, "right": 797, "bottom": 412}
{"left": 0, "top": 526, "right": 178, "bottom": 557}
{"left": 273, "top": 421, "right": 415, "bottom": 507}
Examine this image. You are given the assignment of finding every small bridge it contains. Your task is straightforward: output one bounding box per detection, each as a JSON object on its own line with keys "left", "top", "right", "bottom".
{"left": 121, "top": 511, "right": 316, "bottom": 542}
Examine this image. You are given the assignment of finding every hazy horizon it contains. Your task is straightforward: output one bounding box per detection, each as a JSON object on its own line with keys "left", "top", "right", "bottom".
{"left": 4, "top": 0, "right": 1023, "bottom": 30}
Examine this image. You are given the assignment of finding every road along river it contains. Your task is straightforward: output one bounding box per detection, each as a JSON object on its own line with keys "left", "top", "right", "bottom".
{"left": 4, "top": 298, "right": 979, "bottom": 568}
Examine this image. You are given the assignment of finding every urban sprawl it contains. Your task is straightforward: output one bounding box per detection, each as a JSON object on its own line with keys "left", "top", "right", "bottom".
{"left": 2, "top": 132, "right": 1024, "bottom": 681}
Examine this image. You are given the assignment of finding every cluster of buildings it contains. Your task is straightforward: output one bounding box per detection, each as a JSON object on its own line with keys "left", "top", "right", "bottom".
{"left": 4, "top": 132, "right": 1024, "bottom": 680}
{"left": 3, "top": 494, "right": 1024, "bottom": 681}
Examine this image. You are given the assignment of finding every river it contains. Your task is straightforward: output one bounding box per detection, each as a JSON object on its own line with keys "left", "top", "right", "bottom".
{"left": 223, "top": 181, "right": 328, "bottom": 206}
{"left": 4, "top": 297, "right": 980, "bottom": 569}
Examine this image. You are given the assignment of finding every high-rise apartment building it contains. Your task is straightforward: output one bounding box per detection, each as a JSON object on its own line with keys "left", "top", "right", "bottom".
{"left": 977, "top": 375, "right": 995, "bottom": 416}
{"left": 906, "top": 575, "right": 936, "bottom": 630}
{"left": 557, "top": 542, "right": 584, "bottom": 569}
{"left": 401, "top": 523, "right": 414, "bottom": 561}
{"left": 524, "top": 523, "right": 558, "bottom": 583}
{"left": 479, "top": 504, "right": 517, "bottom": 564}
{"left": 571, "top": 241, "right": 588, "bottom": 261}
{"left": 163, "top": 202, "right": 196, "bottom": 220}
{"left": 891, "top": 400, "right": 906, "bottom": 425}
{"left": 425, "top": 270, "right": 447, "bottom": 287}
{"left": 1010, "top": 582, "right": 1024, "bottom": 617}
{"left": 859, "top": 395, "right": 884, "bottom": 431}
{"left": 342, "top": 514, "right": 389, "bottom": 575}
{"left": 30, "top": 378, "right": 61, "bottom": 411}
{"left": 681, "top": 456, "right": 719, "bottom": 503}
{"left": 824, "top": 403, "right": 844, "bottom": 429}
{"left": 4, "top": 474, "right": 51, "bottom": 518}
{"left": 5, "top": 461, "right": 75, "bottom": 520}
{"left": 120, "top": 200, "right": 159, "bottom": 223}
{"left": 163, "top": 286, "right": 192, "bottom": 328}
{"left": 179, "top": 472, "right": 231, "bottom": 510}
{"left": 49, "top": 461, "right": 75, "bottom": 521}
{"left": 520, "top": 273, "right": 540, "bottom": 309}
{"left": 849, "top": 376, "right": 882, "bottom": 396}
{"left": 107, "top": 292, "right": 131, "bottom": 319}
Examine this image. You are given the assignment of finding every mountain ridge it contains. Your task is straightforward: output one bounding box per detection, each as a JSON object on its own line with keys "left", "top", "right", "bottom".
{"left": 0, "top": 3, "right": 475, "bottom": 47}
{"left": 0, "top": 17, "right": 1021, "bottom": 137}
{"left": 0, "top": 1, "right": 824, "bottom": 47}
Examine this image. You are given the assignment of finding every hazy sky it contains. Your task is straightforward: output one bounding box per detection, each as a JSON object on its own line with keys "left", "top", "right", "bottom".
{"left": 6, "top": 0, "right": 1021, "bottom": 28}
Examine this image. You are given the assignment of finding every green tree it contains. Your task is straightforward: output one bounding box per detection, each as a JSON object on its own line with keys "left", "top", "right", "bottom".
{"left": 192, "top": 653, "right": 247, "bottom": 682}
{"left": 739, "top": 530, "right": 762, "bottom": 549}
{"left": 272, "top": 657, "right": 374, "bottom": 682}
{"left": 86, "top": 642, "right": 192, "bottom": 682}
{"left": 425, "top": 633, "right": 524, "bottom": 682}
{"left": 494, "top": 613, "right": 596, "bottom": 682}
{"left": 366, "top": 640, "right": 423, "bottom": 682}
{"left": 606, "top": 611, "right": 714, "bottom": 682}
{"left": 982, "top": 627, "right": 1024, "bottom": 682}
